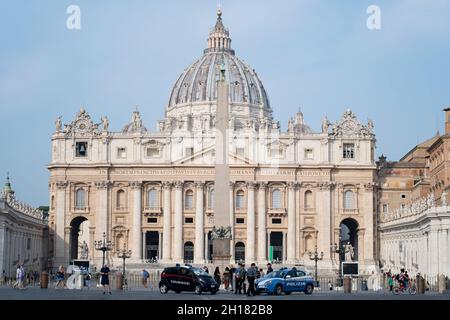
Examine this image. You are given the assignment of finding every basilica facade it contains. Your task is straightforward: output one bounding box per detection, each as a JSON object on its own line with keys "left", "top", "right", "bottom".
{"left": 48, "top": 12, "right": 378, "bottom": 273}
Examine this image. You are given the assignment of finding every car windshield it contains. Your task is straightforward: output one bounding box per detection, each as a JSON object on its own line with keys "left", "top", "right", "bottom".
{"left": 266, "top": 270, "right": 287, "bottom": 278}
{"left": 191, "top": 268, "right": 209, "bottom": 276}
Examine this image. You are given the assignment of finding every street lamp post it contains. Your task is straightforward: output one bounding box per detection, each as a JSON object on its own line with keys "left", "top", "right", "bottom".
{"left": 94, "top": 232, "right": 113, "bottom": 267}
{"left": 118, "top": 248, "right": 132, "bottom": 289}
{"left": 331, "top": 242, "right": 342, "bottom": 282}
{"left": 308, "top": 246, "right": 324, "bottom": 287}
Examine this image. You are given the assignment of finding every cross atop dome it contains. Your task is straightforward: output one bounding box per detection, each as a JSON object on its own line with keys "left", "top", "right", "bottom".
{"left": 205, "top": 9, "right": 234, "bottom": 54}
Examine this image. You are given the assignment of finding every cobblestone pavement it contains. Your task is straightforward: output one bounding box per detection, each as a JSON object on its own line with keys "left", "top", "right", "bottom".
{"left": 0, "top": 286, "right": 448, "bottom": 300}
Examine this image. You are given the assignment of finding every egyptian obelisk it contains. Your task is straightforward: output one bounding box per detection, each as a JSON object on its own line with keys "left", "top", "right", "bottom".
{"left": 212, "top": 53, "right": 232, "bottom": 265}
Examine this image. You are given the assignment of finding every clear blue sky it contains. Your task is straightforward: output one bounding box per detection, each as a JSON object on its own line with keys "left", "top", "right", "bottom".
{"left": 1, "top": 0, "right": 449, "bottom": 206}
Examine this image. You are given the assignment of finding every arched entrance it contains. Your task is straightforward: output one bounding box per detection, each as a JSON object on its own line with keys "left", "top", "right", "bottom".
{"left": 339, "top": 218, "right": 359, "bottom": 262}
{"left": 235, "top": 242, "right": 245, "bottom": 262}
{"left": 184, "top": 241, "right": 194, "bottom": 262}
{"left": 70, "top": 216, "right": 89, "bottom": 261}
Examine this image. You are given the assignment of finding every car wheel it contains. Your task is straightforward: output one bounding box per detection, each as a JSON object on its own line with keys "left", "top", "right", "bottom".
{"left": 159, "top": 283, "right": 169, "bottom": 294}
{"left": 274, "top": 284, "right": 283, "bottom": 295}
{"left": 304, "top": 284, "right": 314, "bottom": 295}
{"left": 195, "top": 285, "right": 202, "bottom": 295}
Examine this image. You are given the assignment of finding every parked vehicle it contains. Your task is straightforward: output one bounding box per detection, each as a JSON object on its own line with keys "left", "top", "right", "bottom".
{"left": 255, "top": 268, "right": 315, "bottom": 295}
{"left": 159, "top": 265, "right": 219, "bottom": 295}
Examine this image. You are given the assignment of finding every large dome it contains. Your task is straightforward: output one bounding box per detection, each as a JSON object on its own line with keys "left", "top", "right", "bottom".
{"left": 165, "top": 11, "right": 272, "bottom": 126}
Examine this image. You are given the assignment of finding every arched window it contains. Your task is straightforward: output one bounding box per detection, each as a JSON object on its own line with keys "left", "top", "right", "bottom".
{"left": 51, "top": 195, "right": 55, "bottom": 210}
{"left": 236, "top": 190, "right": 245, "bottom": 209}
{"left": 148, "top": 189, "right": 158, "bottom": 208}
{"left": 208, "top": 188, "right": 214, "bottom": 210}
{"left": 116, "top": 190, "right": 126, "bottom": 209}
{"left": 184, "top": 241, "right": 194, "bottom": 262}
{"left": 304, "top": 190, "right": 313, "bottom": 210}
{"left": 305, "top": 235, "right": 314, "bottom": 253}
{"left": 344, "top": 190, "right": 355, "bottom": 209}
{"left": 185, "top": 190, "right": 194, "bottom": 210}
{"left": 271, "top": 189, "right": 282, "bottom": 209}
{"left": 75, "top": 189, "right": 86, "bottom": 208}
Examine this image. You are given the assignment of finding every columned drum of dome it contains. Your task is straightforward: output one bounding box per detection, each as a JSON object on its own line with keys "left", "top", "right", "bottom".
{"left": 165, "top": 11, "right": 272, "bottom": 129}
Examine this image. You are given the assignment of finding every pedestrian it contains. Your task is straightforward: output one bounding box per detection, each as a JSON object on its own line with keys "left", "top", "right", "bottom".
{"left": 328, "top": 280, "right": 334, "bottom": 291}
{"left": 223, "top": 267, "right": 231, "bottom": 290}
{"left": 214, "top": 267, "right": 221, "bottom": 287}
{"left": 229, "top": 265, "right": 236, "bottom": 291}
{"left": 54, "top": 265, "right": 66, "bottom": 289}
{"left": 387, "top": 274, "right": 394, "bottom": 292}
{"left": 85, "top": 273, "right": 91, "bottom": 289}
{"left": 100, "top": 264, "right": 111, "bottom": 295}
{"left": 246, "top": 263, "right": 257, "bottom": 296}
{"left": 142, "top": 269, "right": 149, "bottom": 288}
{"left": 1, "top": 270, "right": 6, "bottom": 286}
{"left": 13, "top": 264, "right": 21, "bottom": 289}
{"left": 203, "top": 266, "right": 209, "bottom": 274}
{"left": 20, "top": 265, "right": 26, "bottom": 288}
{"left": 266, "top": 263, "right": 273, "bottom": 275}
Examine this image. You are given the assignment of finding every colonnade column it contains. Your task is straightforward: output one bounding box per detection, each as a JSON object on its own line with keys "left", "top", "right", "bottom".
{"left": 229, "top": 182, "right": 235, "bottom": 263}
{"left": 194, "top": 182, "right": 205, "bottom": 264}
{"left": 173, "top": 181, "right": 184, "bottom": 263}
{"left": 257, "top": 182, "right": 267, "bottom": 263}
{"left": 162, "top": 182, "right": 172, "bottom": 263}
{"left": 246, "top": 182, "right": 256, "bottom": 262}
{"left": 55, "top": 181, "right": 68, "bottom": 266}
{"left": 287, "top": 182, "right": 296, "bottom": 263}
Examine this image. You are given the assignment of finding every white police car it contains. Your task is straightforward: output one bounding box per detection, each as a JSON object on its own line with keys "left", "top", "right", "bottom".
{"left": 255, "top": 268, "right": 315, "bottom": 295}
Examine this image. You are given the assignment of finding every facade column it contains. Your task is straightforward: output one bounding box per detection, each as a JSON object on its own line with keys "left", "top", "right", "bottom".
{"left": 0, "top": 225, "right": 5, "bottom": 275}
{"left": 267, "top": 231, "right": 271, "bottom": 262}
{"left": 283, "top": 232, "right": 287, "bottom": 263}
{"left": 94, "top": 180, "right": 110, "bottom": 265}
{"left": 158, "top": 231, "right": 163, "bottom": 260}
{"left": 55, "top": 181, "right": 68, "bottom": 266}
{"left": 287, "top": 182, "right": 296, "bottom": 263}
{"left": 257, "top": 182, "right": 267, "bottom": 263}
{"left": 246, "top": 182, "right": 256, "bottom": 263}
{"left": 363, "top": 184, "right": 375, "bottom": 266}
{"left": 130, "top": 182, "right": 142, "bottom": 261}
{"left": 173, "top": 181, "right": 184, "bottom": 263}
{"left": 204, "top": 232, "right": 209, "bottom": 262}
{"left": 229, "top": 182, "right": 235, "bottom": 263}
{"left": 319, "top": 183, "right": 332, "bottom": 262}
{"left": 162, "top": 182, "right": 172, "bottom": 263}
{"left": 194, "top": 182, "right": 205, "bottom": 264}
{"left": 142, "top": 231, "right": 146, "bottom": 260}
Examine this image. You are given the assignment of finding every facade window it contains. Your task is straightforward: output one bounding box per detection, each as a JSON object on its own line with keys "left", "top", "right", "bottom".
{"left": 304, "top": 190, "right": 313, "bottom": 209}
{"left": 185, "top": 190, "right": 194, "bottom": 210}
{"left": 185, "top": 217, "right": 194, "bottom": 224}
{"left": 208, "top": 188, "right": 214, "bottom": 210}
{"left": 344, "top": 190, "right": 355, "bottom": 209}
{"left": 236, "top": 190, "right": 245, "bottom": 209}
{"left": 75, "top": 142, "right": 88, "bottom": 157}
{"left": 343, "top": 143, "right": 355, "bottom": 159}
{"left": 236, "top": 148, "right": 245, "bottom": 157}
{"left": 272, "top": 218, "right": 282, "bottom": 224}
{"left": 116, "top": 190, "right": 126, "bottom": 208}
{"left": 383, "top": 204, "right": 388, "bottom": 213}
{"left": 117, "top": 147, "right": 126, "bottom": 159}
{"left": 270, "top": 148, "right": 281, "bottom": 158}
{"left": 146, "top": 147, "right": 160, "bottom": 158}
{"left": 148, "top": 189, "right": 158, "bottom": 208}
{"left": 401, "top": 194, "right": 406, "bottom": 199}
{"left": 304, "top": 149, "right": 314, "bottom": 160}
{"left": 236, "top": 218, "right": 245, "bottom": 224}
{"left": 51, "top": 195, "right": 55, "bottom": 211}
{"left": 147, "top": 218, "right": 157, "bottom": 223}
{"left": 271, "top": 189, "right": 282, "bottom": 209}
{"left": 75, "top": 189, "right": 86, "bottom": 208}
{"left": 185, "top": 147, "right": 194, "bottom": 157}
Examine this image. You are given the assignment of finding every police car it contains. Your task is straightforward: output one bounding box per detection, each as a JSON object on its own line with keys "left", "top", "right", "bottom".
{"left": 255, "top": 268, "right": 315, "bottom": 295}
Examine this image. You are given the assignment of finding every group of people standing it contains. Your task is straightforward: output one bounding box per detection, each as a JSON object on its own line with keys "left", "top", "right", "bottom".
{"left": 386, "top": 268, "right": 413, "bottom": 291}
{"left": 203, "top": 263, "right": 274, "bottom": 296}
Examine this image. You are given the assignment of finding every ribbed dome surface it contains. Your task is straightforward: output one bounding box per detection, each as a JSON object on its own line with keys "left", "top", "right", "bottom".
{"left": 165, "top": 11, "right": 272, "bottom": 123}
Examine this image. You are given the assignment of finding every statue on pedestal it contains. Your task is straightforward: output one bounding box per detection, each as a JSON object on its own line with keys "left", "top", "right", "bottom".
{"left": 55, "top": 117, "right": 62, "bottom": 133}
{"left": 79, "top": 241, "right": 89, "bottom": 260}
{"left": 344, "top": 242, "right": 354, "bottom": 262}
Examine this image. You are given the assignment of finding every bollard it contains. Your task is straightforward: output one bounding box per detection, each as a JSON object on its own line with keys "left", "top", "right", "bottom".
{"left": 344, "top": 277, "right": 352, "bottom": 294}
{"left": 115, "top": 272, "right": 123, "bottom": 290}
{"left": 416, "top": 276, "right": 425, "bottom": 294}
{"left": 438, "top": 274, "right": 446, "bottom": 294}
{"left": 40, "top": 271, "right": 49, "bottom": 289}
